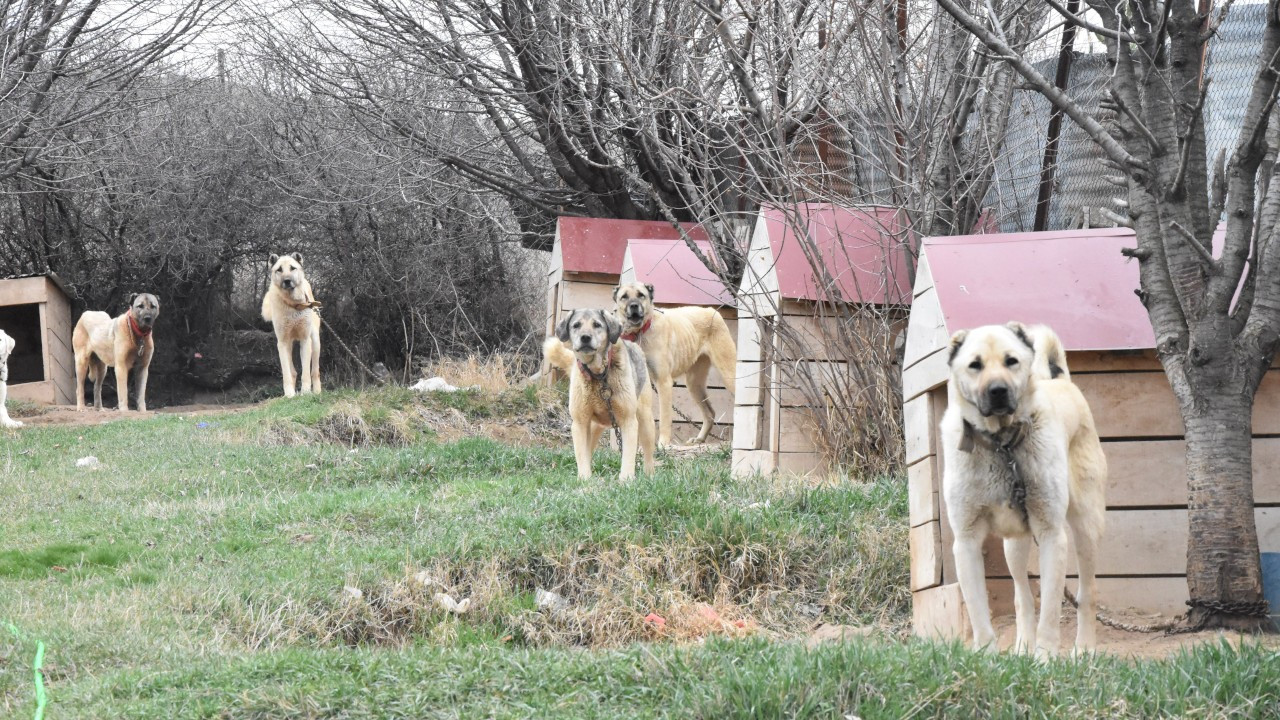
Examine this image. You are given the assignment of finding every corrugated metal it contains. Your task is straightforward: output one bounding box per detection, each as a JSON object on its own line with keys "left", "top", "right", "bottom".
{"left": 758, "top": 203, "right": 913, "bottom": 305}
{"left": 924, "top": 228, "right": 1150, "bottom": 350}
{"left": 625, "top": 238, "right": 735, "bottom": 307}
{"left": 990, "top": 6, "right": 1265, "bottom": 232}
{"left": 557, "top": 217, "right": 708, "bottom": 275}
{"left": 924, "top": 225, "right": 1238, "bottom": 350}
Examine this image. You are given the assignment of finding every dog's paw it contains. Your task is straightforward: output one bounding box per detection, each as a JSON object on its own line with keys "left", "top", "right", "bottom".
{"left": 1, "top": 419, "right": 21, "bottom": 429}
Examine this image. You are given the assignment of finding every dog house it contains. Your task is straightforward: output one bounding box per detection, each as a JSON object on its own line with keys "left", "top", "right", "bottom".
{"left": 733, "top": 203, "right": 912, "bottom": 476}
{"left": 619, "top": 237, "right": 737, "bottom": 442}
{"left": 903, "top": 227, "right": 1280, "bottom": 638}
{"left": 0, "top": 273, "right": 75, "bottom": 405}
{"left": 544, "top": 216, "right": 709, "bottom": 339}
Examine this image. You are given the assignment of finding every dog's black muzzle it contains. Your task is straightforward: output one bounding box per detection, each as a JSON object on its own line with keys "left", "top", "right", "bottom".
{"left": 137, "top": 313, "right": 158, "bottom": 328}
{"left": 626, "top": 304, "right": 645, "bottom": 322}
{"left": 575, "top": 335, "right": 597, "bottom": 353}
{"left": 979, "top": 383, "right": 1016, "bottom": 417}
{"left": 281, "top": 279, "right": 296, "bottom": 290}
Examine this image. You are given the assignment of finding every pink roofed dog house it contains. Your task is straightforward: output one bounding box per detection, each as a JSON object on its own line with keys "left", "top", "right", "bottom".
{"left": 544, "top": 217, "right": 708, "bottom": 338}
{"left": 733, "top": 204, "right": 912, "bottom": 477}
{"left": 619, "top": 237, "right": 737, "bottom": 442}
{"left": 904, "top": 228, "right": 1280, "bottom": 639}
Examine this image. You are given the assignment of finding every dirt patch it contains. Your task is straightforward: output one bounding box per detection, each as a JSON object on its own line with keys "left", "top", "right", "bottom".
{"left": 15, "top": 403, "right": 252, "bottom": 428}
{"left": 988, "top": 610, "right": 1280, "bottom": 659}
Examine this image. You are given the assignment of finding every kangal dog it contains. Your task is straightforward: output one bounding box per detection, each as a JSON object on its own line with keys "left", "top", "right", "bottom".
{"left": 543, "top": 308, "right": 655, "bottom": 480}
{"left": 73, "top": 293, "right": 160, "bottom": 412}
{"left": 262, "top": 252, "right": 322, "bottom": 397}
{"left": 613, "top": 282, "right": 736, "bottom": 446}
{"left": 941, "top": 322, "right": 1106, "bottom": 657}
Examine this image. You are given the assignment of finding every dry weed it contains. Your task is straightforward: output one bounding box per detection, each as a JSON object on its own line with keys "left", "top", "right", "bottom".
{"left": 417, "top": 354, "right": 527, "bottom": 394}
{"left": 218, "top": 525, "right": 906, "bottom": 650}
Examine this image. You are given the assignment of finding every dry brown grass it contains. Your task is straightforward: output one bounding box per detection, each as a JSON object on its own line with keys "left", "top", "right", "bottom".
{"left": 771, "top": 303, "right": 905, "bottom": 478}
{"left": 417, "top": 354, "right": 529, "bottom": 394}
{"left": 215, "top": 517, "right": 906, "bottom": 651}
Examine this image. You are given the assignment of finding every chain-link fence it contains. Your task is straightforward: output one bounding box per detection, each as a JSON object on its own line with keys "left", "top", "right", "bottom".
{"left": 990, "top": 2, "right": 1267, "bottom": 232}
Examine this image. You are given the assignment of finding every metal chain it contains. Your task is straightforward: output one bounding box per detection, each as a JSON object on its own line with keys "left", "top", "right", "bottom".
{"left": 599, "top": 382, "right": 621, "bottom": 447}
{"left": 1062, "top": 589, "right": 1185, "bottom": 633}
{"left": 1063, "top": 591, "right": 1271, "bottom": 635}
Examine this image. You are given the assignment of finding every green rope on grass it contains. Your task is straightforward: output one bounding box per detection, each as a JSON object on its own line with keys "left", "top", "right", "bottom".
{"left": 4, "top": 621, "right": 48, "bottom": 720}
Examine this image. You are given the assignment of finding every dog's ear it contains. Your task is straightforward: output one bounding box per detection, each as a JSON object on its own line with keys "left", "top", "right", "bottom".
{"left": 151, "top": 294, "right": 161, "bottom": 305}
{"left": 645, "top": 283, "right": 655, "bottom": 300}
{"left": 602, "top": 311, "right": 622, "bottom": 345}
{"left": 555, "top": 314, "right": 572, "bottom": 342}
{"left": 290, "top": 252, "right": 303, "bottom": 264}
{"left": 268, "top": 253, "right": 279, "bottom": 265}
{"left": 947, "top": 330, "right": 969, "bottom": 366}
{"left": 1005, "top": 321, "right": 1034, "bottom": 351}
{"left": 128, "top": 293, "right": 139, "bottom": 304}
{"left": 612, "top": 286, "right": 622, "bottom": 302}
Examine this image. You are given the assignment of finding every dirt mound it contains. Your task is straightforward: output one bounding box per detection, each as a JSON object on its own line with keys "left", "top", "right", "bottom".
{"left": 13, "top": 403, "right": 251, "bottom": 428}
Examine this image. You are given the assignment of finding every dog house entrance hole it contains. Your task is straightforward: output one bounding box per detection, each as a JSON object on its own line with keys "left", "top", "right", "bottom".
{"left": 0, "top": 303, "right": 45, "bottom": 384}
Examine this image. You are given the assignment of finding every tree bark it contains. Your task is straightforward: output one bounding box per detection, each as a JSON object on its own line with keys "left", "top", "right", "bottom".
{"left": 1178, "top": 357, "right": 1270, "bottom": 630}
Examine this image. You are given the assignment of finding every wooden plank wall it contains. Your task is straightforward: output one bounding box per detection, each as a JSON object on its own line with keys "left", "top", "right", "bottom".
{"left": 43, "top": 284, "right": 75, "bottom": 405}
{"left": 734, "top": 300, "right": 907, "bottom": 476}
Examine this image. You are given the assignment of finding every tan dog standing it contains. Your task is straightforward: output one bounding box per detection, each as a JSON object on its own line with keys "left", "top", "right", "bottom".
{"left": 73, "top": 293, "right": 160, "bottom": 412}
{"left": 542, "top": 308, "right": 655, "bottom": 480}
{"left": 613, "top": 282, "right": 737, "bottom": 446}
{"left": 262, "top": 252, "right": 322, "bottom": 398}
{"left": 941, "top": 322, "right": 1106, "bottom": 657}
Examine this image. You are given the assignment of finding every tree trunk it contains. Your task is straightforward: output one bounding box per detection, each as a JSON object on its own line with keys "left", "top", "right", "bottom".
{"left": 1176, "top": 352, "right": 1272, "bottom": 631}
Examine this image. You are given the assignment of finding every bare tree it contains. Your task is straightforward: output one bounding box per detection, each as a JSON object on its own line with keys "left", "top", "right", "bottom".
{"left": 938, "top": 0, "right": 1280, "bottom": 631}
{"left": 0, "top": 0, "right": 229, "bottom": 184}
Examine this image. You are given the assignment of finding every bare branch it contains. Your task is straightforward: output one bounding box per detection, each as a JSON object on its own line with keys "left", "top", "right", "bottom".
{"left": 1170, "top": 221, "right": 1218, "bottom": 268}
{"left": 935, "top": 0, "right": 1144, "bottom": 171}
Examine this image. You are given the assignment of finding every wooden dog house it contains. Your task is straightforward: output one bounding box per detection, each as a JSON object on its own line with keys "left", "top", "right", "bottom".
{"left": 0, "top": 274, "right": 75, "bottom": 405}
{"left": 544, "top": 217, "right": 708, "bottom": 339}
{"left": 903, "top": 227, "right": 1280, "bottom": 638}
{"left": 733, "top": 203, "right": 912, "bottom": 477}
{"left": 619, "top": 237, "right": 737, "bottom": 442}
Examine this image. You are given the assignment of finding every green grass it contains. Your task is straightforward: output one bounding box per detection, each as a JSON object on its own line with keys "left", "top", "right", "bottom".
{"left": 0, "top": 388, "right": 1276, "bottom": 718}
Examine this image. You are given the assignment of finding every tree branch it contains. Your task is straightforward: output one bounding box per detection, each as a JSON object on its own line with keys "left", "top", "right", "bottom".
{"left": 935, "top": 0, "right": 1144, "bottom": 171}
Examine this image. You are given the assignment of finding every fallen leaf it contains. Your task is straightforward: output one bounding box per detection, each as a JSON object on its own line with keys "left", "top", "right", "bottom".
{"left": 644, "top": 612, "right": 666, "bottom": 628}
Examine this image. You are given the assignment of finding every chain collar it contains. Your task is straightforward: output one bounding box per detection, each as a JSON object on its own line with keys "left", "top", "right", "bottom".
{"left": 960, "top": 419, "right": 1031, "bottom": 526}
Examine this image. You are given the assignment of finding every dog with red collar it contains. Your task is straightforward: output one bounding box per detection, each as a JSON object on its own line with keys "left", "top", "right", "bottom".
{"left": 613, "top": 282, "right": 737, "bottom": 447}
{"left": 542, "top": 308, "right": 655, "bottom": 480}
{"left": 73, "top": 293, "right": 161, "bottom": 412}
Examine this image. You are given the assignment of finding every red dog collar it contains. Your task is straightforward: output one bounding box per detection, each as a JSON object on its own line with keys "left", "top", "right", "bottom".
{"left": 621, "top": 318, "right": 651, "bottom": 343}
{"left": 127, "top": 312, "right": 152, "bottom": 338}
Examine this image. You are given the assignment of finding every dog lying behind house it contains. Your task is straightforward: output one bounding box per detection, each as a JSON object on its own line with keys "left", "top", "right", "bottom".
{"left": 0, "top": 329, "right": 22, "bottom": 428}
{"left": 542, "top": 308, "right": 655, "bottom": 480}
{"left": 613, "top": 282, "right": 736, "bottom": 447}
{"left": 941, "top": 322, "right": 1106, "bottom": 657}
{"left": 262, "top": 252, "right": 322, "bottom": 398}
{"left": 73, "top": 294, "right": 161, "bottom": 412}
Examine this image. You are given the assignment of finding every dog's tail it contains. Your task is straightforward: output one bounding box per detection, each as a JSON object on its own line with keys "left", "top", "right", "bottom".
{"left": 542, "top": 336, "right": 575, "bottom": 373}
{"left": 1028, "top": 324, "right": 1070, "bottom": 380}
